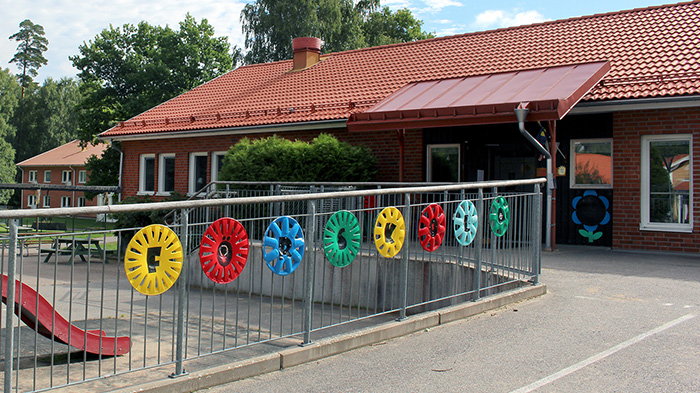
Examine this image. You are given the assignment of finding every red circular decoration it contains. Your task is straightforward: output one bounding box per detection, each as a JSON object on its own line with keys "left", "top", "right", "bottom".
{"left": 418, "top": 204, "right": 446, "bottom": 252}
{"left": 199, "top": 218, "right": 249, "bottom": 284}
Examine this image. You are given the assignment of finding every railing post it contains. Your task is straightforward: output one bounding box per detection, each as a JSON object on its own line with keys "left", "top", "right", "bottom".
{"left": 3, "top": 219, "right": 18, "bottom": 393}
{"left": 172, "top": 210, "right": 189, "bottom": 377}
{"left": 473, "top": 189, "right": 484, "bottom": 301}
{"left": 531, "top": 184, "right": 542, "bottom": 284}
{"left": 302, "top": 200, "right": 316, "bottom": 345}
{"left": 399, "top": 193, "right": 411, "bottom": 320}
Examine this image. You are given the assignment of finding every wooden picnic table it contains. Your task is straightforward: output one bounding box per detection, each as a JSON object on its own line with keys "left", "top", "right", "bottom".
{"left": 41, "top": 238, "right": 104, "bottom": 264}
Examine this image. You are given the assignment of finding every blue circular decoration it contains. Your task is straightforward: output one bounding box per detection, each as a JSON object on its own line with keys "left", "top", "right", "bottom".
{"left": 572, "top": 190, "right": 610, "bottom": 243}
{"left": 453, "top": 200, "right": 478, "bottom": 246}
{"left": 263, "top": 216, "right": 305, "bottom": 276}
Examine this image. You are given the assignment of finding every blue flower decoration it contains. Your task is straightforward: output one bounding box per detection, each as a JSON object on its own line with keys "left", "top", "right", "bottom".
{"left": 572, "top": 190, "right": 610, "bottom": 242}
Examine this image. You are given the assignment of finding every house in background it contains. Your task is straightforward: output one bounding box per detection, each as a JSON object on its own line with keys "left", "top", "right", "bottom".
{"left": 16, "top": 140, "right": 111, "bottom": 216}
{"left": 99, "top": 2, "right": 699, "bottom": 254}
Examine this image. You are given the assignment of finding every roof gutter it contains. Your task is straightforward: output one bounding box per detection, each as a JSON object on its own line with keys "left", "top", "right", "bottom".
{"left": 99, "top": 119, "right": 348, "bottom": 142}
{"left": 515, "top": 102, "right": 552, "bottom": 251}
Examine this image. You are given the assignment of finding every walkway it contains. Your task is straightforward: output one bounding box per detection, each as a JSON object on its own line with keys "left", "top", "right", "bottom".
{"left": 197, "top": 246, "right": 700, "bottom": 393}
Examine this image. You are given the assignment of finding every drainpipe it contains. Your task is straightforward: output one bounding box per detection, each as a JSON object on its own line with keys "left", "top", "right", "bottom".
{"left": 69, "top": 165, "right": 76, "bottom": 208}
{"left": 515, "top": 103, "right": 552, "bottom": 251}
{"left": 110, "top": 140, "right": 124, "bottom": 196}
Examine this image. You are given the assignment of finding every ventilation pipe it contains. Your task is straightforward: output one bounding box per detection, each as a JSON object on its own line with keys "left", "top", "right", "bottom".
{"left": 515, "top": 102, "right": 552, "bottom": 251}
{"left": 292, "top": 37, "right": 322, "bottom": 71}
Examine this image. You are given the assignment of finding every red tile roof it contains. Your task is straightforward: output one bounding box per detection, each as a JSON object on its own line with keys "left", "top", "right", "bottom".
{"left": 101, "top": 1, "right": 700, "bottom": 138}
{"left": 16, "top": 140, "right": 108, "bottom": 167}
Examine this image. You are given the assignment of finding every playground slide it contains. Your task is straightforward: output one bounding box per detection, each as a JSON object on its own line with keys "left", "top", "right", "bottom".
{"left": 1, "top": 275, "right": 131, "bottom": 356}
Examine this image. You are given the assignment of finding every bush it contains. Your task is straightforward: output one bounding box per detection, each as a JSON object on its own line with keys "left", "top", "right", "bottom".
{"left": 219, "top": 134, "right": 377, "bottom": 185}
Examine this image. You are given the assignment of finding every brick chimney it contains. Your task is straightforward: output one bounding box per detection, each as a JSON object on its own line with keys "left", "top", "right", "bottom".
{"left": 292, "top": 37, "right": 322, "bottom": 71}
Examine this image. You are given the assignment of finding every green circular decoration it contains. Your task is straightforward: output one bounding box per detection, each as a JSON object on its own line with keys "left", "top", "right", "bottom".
{"left": 323, "top": 211, "right": 361, "bottom": 267}
{"left": 489, "top": 196, "right": 510, "bottom": 237}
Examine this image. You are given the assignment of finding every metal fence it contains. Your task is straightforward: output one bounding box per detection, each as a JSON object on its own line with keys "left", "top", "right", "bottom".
{"left": 0, "top": 179, "right": 543, "bottom": 392}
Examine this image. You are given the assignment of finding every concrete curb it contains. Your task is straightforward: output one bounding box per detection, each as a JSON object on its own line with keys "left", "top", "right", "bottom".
{"left": 111, "top": 283, "right": 546, "bottom": 393}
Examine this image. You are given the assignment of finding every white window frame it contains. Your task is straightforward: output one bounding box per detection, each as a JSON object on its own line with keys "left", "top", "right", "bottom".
{"left": 78, "top": 170, "right": 87, "bottom": 184}
{"left": 27, "top": 194, "right": 36, "bottom": 208}
{"left": 426, "top": 144, "right": 460, "bottom": 182}
{"left": 569, "top": 138, "right": 613, "bottom": 189}
{"left": 43, "top": 195, "right": 50, "bottom": 207}
{"left": 139, "top": 154, "right": 156, "bottom": 194}
{"left": 189, "top": 152, "right": 208, "bottom": 195}
{"left": 211, "top": 151, "right": 227, "bottom": 183}
{"left": 640, "top": 134, "right": 693, "bottom": 233}
{"left": 44, "top": 170, "right": 51, "bottom": 183}
{"left": 61, "top": 196, "right": 72, "bottom": 208}
{"left": 158, "top": 153, "right": 176, "bottom": 195}
{"left": 77, "top": 196, "right": 86, "bottom": 207}
{"left": 28, "top": 170, "right": 37, "bottom": 183}
{"left": 62, "top": 170, "right": 72, "bottom": 184}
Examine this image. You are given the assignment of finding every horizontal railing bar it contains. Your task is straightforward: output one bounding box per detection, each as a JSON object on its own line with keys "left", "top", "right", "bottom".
{"left": 0, "top": 178, "right": 545, "bottom": 219}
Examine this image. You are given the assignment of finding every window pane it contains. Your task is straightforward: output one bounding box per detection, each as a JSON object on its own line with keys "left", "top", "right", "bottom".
{"left": 648, "top": 140, "right": 690, "bottom": 224}
{"left": 163, "top": 157, "right": 175, "bottom": 192}
{"left": 44, "top": 171, "right": 51, "bottom": 182}
{"left": 194, "top": 155, "right": 208, "bottom": 191}
{"left": 144, "top": 157, "right": 155, "bottom": 192}
{"left": 429, "top": 146, "right": 459, "bottom": 182}
{"left": 214, "top": 154, "right": 225, "bottom": 181}
{"left": 573, "top": 140, "right": 612, "bottom": 186}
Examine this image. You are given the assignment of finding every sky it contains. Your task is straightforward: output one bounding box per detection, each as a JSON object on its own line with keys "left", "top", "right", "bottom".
{"left": 1, "top": 0, "right": 672, "bottom": 83}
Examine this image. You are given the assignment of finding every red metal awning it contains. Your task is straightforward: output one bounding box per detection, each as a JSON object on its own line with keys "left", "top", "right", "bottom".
{"left": 347, "top": 61, "right": 611, "bottom": 132}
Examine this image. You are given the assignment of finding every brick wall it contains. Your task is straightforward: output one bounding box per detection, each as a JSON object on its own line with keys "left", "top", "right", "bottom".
{"left": 19, "top": 166, "right": 100, "bottom": 213}
{"left": 120, "top": 128, "right": 424, "bottom": 197}
{"left": 612, "top": 107, "right": 699, "bottom": 253}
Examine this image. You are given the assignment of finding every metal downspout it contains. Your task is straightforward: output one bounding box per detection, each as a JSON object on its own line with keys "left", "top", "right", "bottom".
{"left": 515, "top": 103, "right": 553, "bottom": 251}
{"left": 110, "top": 140, "right": 124, "bottom": 194}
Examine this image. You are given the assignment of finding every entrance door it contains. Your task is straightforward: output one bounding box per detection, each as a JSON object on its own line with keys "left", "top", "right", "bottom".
{"left": 427, "top": 144, "right": 460, "bottom": 182}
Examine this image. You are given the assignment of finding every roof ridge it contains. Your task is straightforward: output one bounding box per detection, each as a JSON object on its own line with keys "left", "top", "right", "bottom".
{"left": 324, "top": 1, "right": 699, "bottom": 58}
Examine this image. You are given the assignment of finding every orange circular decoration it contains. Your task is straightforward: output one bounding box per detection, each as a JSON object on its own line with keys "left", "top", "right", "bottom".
{"left": 199, "top": 218, "right": 249, "bottom": 284}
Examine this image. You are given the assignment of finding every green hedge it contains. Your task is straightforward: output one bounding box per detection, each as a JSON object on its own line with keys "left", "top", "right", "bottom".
{"left": 219, "top": 134, "right": 377, "bottom": 184}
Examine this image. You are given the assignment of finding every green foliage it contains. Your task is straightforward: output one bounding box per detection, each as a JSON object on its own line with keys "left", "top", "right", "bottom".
{"left": 219, "top": 134, "right": 377, "bottom": 184}
{"left": 84, "top": 144, "right": 121, "bottom": 200}
{"left": 112, "top": 192, "right": 186, "bottom": 231}
{"left": 71, "top": 14, "right": 237, "bottom": 144}
{"left": 10, "top": 77, "right": 80, "bottom": 162}
{"left": 9, "top": 19, "right": 49, "bottom": 91}
{"left": 0, "top": 69, "right": 18, "bottom": 204}
{"left": 240, "top": 0, "right": 433, "bottom": 64}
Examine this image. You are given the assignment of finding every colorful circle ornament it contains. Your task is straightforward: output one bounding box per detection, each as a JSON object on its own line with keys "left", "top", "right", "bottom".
{"left": 263, "top": 216, "right": 305, "bottom": 276}
{"left": 418, "top": 204, "right": 446, "bottom": 252}
{"left": 374, "top": 207, "right": 406, "bottom": 258}
{"left": 199, "top": 218, "right": 249, "bottom": 284}
{"left": 489, "top": 196, "right": 510, "bottom": 237}
{"left": 323, "top": 211, "right": 361, "bottom": 267}
{"left": 124, "top": 224, "right": 183, "bottom": 296}
{"left": 453, "top": 200, "right": 478, "bottom": 246}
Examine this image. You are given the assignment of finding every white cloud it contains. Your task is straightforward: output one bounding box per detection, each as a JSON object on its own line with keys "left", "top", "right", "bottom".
{"left": 421, "top": 0, "right": 464, "bottom": 13}
{"left": 472, "top": 9, "right": 546, "bottom": 29}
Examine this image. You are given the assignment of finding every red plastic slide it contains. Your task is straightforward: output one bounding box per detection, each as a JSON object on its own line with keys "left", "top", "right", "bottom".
{"left": 1, "top": 275, "right": 131, "bottom": 356}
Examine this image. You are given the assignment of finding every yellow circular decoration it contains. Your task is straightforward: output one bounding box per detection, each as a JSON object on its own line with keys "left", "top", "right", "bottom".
{"left": 124, "top": 224, "right": 183, "bottom": 296}
{"left": 374, "top": 207, "right": 406, "bottom": 258}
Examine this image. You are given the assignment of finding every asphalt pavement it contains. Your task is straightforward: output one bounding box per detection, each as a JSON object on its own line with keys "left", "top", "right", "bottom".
{"left": 196, "top": 246, "right": 700, "bottom": 393}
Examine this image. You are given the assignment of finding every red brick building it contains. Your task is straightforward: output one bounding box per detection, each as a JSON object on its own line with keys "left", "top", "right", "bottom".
{"left": 17, "top": 140, "right": 109, "bottom": 214}
{"left": 100, "top": 2, "right": 699, "bottom": 253}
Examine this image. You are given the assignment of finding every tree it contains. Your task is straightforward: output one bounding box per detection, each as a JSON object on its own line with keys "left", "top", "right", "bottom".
{"left": 71, "top": 14, "right": 238, "bottom": 189}
{"left": 240, "top": 0, "right": 433, "bottom": 64}
{"left": 9, "top": 19, "right": 49, "bottom": 98}
{"left": 0, "top": 69, "right": 19, "bottom": 203}
{"left": 71, "top": 14, "right": 237, "bottom": 144}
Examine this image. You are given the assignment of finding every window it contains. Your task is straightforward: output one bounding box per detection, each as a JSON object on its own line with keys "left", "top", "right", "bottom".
{"left": 570, "top": 139, "right": 612, "bottom": 188}
{"left": 44, "top": 170, "right": 51, "bottom": 183}
{"left": 62, "top": 170, "right": 72, "bottom": 184}
{"left": 139, "top": 154, "right": 155, "bottom": 193}
{"left": 43, "top": 195, "right": 50, "bottom": 207}
{"left": 78, "top": 170, "right": 87, "bottom": 184}
{"left": 427, "top": 144, "right": 460, "bottom": 182}
{"left": 211, "top": 152, "right": 227, "bottom": 183}
{"left": 61, "top": 196, "right": 72, "bottom": 208}
{"left": 28, "top": 170, "right": 38, "bottom": 183}
{"left": 27, "top": 194, "right": 36, "bottom": 207}
{"left": 641, "top": 134, "right": 692, "bottom": 232}
{"left": 158, "top": 154, "right": 176, "bottom": 194}
{"left": 78, "top": 197, "right": 86, "bottom": 207}
{"left": 189, "top": 153, "right": 208, "bottom": 194}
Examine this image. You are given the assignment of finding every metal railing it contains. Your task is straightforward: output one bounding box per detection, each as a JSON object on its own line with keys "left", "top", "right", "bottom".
{"left": 0, "top": 179, "right": 543, "bottom": 392}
